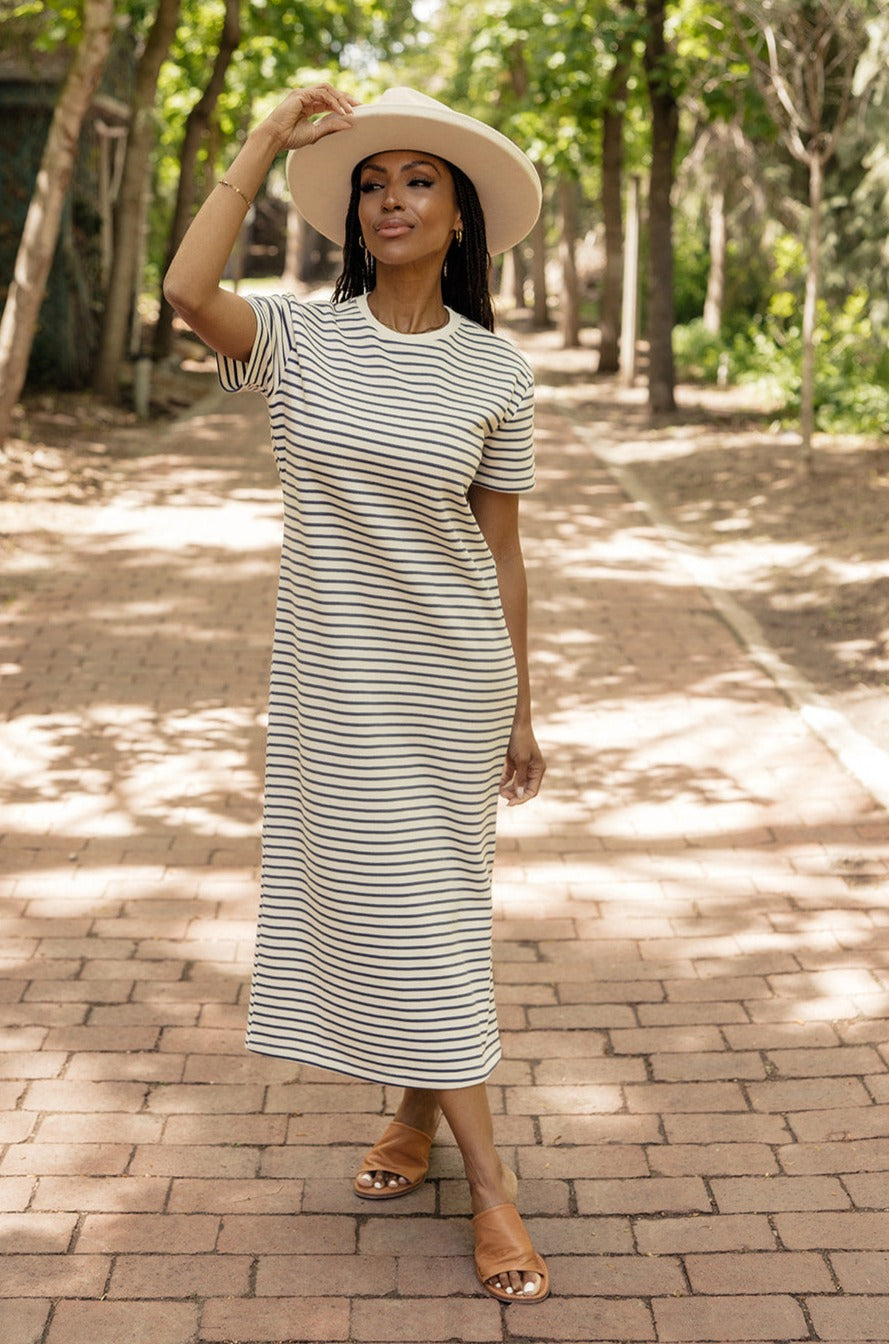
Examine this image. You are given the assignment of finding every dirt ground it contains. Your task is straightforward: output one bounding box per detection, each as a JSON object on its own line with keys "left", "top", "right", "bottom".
{"left": 3, "top": 320, "right": 887, "bottom": 761}
{"left": 629, "top": 415, "right": 889, "bottom": 741}
{"left": 0, "top": 336, "right": 217, "bottom": 506}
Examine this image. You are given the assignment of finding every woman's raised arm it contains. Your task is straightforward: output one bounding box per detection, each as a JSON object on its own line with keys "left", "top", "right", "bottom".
{"left": 163, "top": 84, "right": 358, "bottom": 362}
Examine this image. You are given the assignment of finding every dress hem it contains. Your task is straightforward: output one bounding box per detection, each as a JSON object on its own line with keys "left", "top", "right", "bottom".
{"left": 244, "top": 1037, "right": 502, "bottom": 1090}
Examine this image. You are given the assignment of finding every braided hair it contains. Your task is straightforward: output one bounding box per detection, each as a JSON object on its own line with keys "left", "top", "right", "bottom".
{"left": 332, "top": 156, "right": 494, "bottom": 332}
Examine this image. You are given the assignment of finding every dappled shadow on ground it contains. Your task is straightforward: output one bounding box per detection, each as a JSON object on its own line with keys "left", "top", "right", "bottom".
{"left": 619, "top": 428, "right": 889, "bottom": 692}
{"left": 1, "top": 395, "right": 277, "bottom": 876}
{"left": 521, "top": 327, "right": 889, "bottom": 750}
{"left": 1, "top": 362, "right": 885, "bottom": 853}
{"left": 0, "top": 361, "right": 885, "bottom": 941}
{"left": 0, "top": 376, "right": 844, "bottom": 871}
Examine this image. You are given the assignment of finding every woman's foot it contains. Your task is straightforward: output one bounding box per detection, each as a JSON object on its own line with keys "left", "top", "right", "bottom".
{"left": 471, "top": 1162, "right": 548, "bottom": 1300}
{"left": 354, "top": 1094, "right": 440, "bottom": 1195}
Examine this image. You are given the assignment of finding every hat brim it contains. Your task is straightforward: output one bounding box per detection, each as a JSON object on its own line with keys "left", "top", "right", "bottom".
{"left": 286, "top": 101, "right": 541, "bottom": 257}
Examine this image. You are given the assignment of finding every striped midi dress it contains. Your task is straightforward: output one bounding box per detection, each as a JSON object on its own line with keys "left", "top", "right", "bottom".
{"left": 218, "top": 293, "right": 535, "bottom": 1089}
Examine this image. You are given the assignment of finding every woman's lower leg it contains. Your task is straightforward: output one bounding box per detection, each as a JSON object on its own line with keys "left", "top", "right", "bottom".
{"left": 433, "top": 1082, "right": 509, "bottom": 1211}
{"left": 394, "top": 1086, "right": 440, "bottom": 1131}
{"left": 434, "top": 1082, "right": 542, "bottom": 1296}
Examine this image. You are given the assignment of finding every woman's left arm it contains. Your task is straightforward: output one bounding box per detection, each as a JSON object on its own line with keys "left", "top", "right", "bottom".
{"left": 468, "top": 484, "right": 545, "bottom": 806}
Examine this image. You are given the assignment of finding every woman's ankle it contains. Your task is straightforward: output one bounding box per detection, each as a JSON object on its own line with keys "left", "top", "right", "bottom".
{"left": 393, "top": 1093, "right": 440, "bottom": 1136}
{"left": 468, "top": 1159, "right": 517, "bottom": 1215}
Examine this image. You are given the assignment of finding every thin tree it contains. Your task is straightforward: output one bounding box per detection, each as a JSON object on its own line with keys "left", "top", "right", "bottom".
{"left": 643, "top": 0, "right": 679, "bottom": 412}
{"left": 679, "top": 117, "right": 763, "bottom": 335}
{"left": 154, "top": 0, "right": 241, "bottom": 360}
{"left": 506, "top": 41, "right": 549, "bottom": 326}
{"left": 92, "top": 0, "right": 181, "bottom": 401}
{"left": 733, "top": 0, "right": 875, "bottom": 460}
{"left": 0, "top": 0, "right": 116, "bottom": 445}
{"left": 598, "top": 0, "right": 635, "bottom": 373}
{"left": 558, "top": 174, "right": 580, "bottom": 347}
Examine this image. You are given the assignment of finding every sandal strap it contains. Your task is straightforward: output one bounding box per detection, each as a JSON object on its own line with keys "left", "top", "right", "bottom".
{"left": 473, "top": 1202, "right": 547, "bottom": 1282}
{"left": 357, "top": 1120, "right": 433, "bottom": 1184}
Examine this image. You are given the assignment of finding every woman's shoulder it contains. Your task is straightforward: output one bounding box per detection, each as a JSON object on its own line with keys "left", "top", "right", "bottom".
{"left": 249, "top": 291, "right": 340, "bottom": 324}
{"left": 452, "top": 314, "right": 533, "bottom": 382}
{"left": 248, "top": 293, "right": 367, "bottom": 350}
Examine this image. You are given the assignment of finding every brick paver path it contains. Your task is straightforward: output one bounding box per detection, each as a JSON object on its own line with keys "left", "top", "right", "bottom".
{"left": 2, "top": 359, "right": 888, "bottom": 1344}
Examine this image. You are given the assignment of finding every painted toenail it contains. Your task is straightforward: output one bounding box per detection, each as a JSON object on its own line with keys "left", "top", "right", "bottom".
{"left": 523, "top": 1282, "right": 536, "bottom": 1293}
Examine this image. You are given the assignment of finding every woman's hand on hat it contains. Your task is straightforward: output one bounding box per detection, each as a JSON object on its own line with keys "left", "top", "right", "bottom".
{"left": 261, "top": 83, "right": 359, "bottom": 155}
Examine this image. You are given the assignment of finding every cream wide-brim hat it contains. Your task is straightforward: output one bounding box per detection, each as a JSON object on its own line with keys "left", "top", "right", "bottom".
{"left": 286, "top": 87, "right": 541, "bottom": 257}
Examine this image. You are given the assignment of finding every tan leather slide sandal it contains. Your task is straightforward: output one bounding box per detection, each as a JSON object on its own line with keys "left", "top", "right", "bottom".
{"left": 353, "top": 1119, "right": 434, "bottom": 1200}
{"left": 473, "top": 1201, "right": 550, "bottom": 1303}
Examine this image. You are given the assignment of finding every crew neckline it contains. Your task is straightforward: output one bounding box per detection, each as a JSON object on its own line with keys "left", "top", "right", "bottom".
{"left": 356, "top": 293, "right": 459, "bottom": 344}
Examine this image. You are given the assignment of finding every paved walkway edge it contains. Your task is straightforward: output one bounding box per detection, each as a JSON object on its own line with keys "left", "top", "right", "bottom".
{"left": 567, "top": 409, "right": 889, "bottom": 816}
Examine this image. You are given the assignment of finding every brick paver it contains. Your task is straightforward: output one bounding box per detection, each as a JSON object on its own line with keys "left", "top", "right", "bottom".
{"left": 2, "top": 339, "right": 889, "bottom": 1342}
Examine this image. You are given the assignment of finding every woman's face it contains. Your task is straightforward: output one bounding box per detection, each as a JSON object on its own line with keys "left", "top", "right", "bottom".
{"left": 357, "top": 150, "right": 462, "bottom": 269}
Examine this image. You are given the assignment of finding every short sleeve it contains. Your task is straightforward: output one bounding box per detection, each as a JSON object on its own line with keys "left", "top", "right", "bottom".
{"left": 472, "top": 366, "right": 536, "bottom": 493}
{"left": 216, "top": 294, "right": 297, "bottom": 398}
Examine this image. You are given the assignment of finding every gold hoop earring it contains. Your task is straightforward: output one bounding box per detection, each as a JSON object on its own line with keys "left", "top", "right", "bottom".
{"left": 455, "top": 228, "right": 464, "bottom": 246}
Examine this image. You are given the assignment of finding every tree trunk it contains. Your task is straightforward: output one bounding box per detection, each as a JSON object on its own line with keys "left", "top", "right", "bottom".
{"left": 530, "top": 165, "right": 548, "bottom": 328}
{"left": 558, "top": 174, "right": 580, "bottom": 348}
{"left": 283, "top": 200, "right": 302, "bottom": 286}
{"left": 96, "top": 120, "right": 126, "bottom": 290}
{"left": 703, "top": 182, "right": 726, "bottom": 336}
{"left": 599, "top": 25, "right": 631, "bottom": 374}
{"left": 154, "top": 0, "right": 241, "bottom": 360}
{"left": 93, "top": 0, "right": 181, "bottom": 400}
{"left": 620, "top": 174, "right": 641, "bottom": 387}
{"left": 286, "top": 216, "right": 333, "bottom": 286}
{"left": 503, "top": 43, "right": 541, "bottom": 321}
{"left": 0, "top": 0, "right": 116, "bottom": 445}
{"left": 643, "top": 0, "right": 678, "bottom": 413}
{"left": 801, "top": 151, "right": 822, "bottom": 464}
{"left": 500, "top": 247, "right": 527, "bottom": 310}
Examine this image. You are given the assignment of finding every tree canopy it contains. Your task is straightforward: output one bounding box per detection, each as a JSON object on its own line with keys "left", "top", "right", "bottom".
{"left": 1, "top": 0, "right": 887, "bottom": 435}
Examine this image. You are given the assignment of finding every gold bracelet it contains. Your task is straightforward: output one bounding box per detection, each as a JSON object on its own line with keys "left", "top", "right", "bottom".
{"left": 218, "top": 178, "right": 253, "bottom": 208}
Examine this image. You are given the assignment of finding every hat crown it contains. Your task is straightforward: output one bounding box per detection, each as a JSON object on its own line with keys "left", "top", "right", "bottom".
{"left": 376, "top": 87, "right": 448, "bottom": 112}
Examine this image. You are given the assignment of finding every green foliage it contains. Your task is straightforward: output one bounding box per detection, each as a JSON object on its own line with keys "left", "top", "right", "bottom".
{"left": 394, "top": 0, "right": 643, "bottom": 175}
{"left": 675, "top": 286, "right": 889, "bottom": 434}
{"left": 667, "top": 3, "right": 889, "bottom": 438}
{"left": 671, "top": 217, "right": 710, "bottom": 325}
{"left": 0, "top": 0, "right": 80, "bottom": 52}
{"left": 10, "top": 0, "right": 887, "bottom": 425}
{"left": 145, "top": 0, "right": 414, "bottom": 271}
{"left": 0, "top": 0, "right": 163, "bottom": 52}
{"left": 822, "top": 22, "right": 889, "bottom": 324}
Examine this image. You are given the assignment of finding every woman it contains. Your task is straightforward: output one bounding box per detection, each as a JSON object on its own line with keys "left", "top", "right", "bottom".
{"left": 164, "top": 82, "right": 548, "bottom": 1304}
